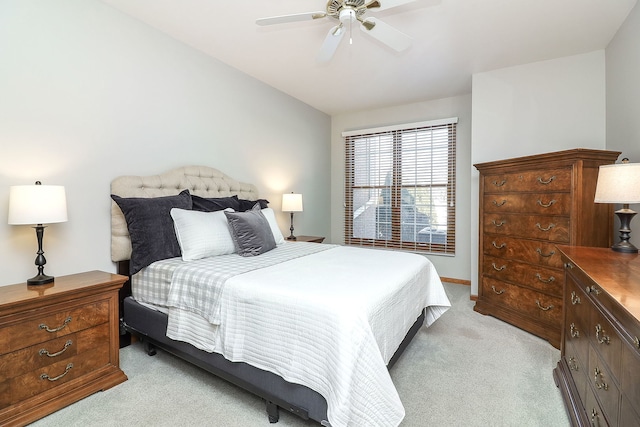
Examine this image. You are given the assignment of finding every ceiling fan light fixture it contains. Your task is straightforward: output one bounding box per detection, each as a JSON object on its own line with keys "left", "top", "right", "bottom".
{"left": 339, "top": 8, "right": 357, "bottom": 25}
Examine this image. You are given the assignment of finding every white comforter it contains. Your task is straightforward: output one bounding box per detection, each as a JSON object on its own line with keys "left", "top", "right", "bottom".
{"left": 134, "top": 243, "right": 451, "bottom": 427}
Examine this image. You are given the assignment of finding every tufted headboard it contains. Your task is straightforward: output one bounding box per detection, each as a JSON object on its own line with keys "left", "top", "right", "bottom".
{"left": 111, "top": 165, "right": 259, "bottom": 262}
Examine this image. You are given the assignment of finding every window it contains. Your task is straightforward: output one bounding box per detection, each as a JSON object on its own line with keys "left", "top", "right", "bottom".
{"left": 344, "top": 118, "right": 457, "bottom": 255}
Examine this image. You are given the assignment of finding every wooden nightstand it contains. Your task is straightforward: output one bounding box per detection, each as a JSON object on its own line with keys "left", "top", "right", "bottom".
{"left": 290, "top": 235, "right": 325, "bottom": 243}
{"left": 0, "top": 271, "right": 128, "bottom": 426}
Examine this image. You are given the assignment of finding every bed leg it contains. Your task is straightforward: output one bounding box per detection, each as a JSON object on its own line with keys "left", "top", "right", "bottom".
{"left": 265, "top": 400, "right": 280, "bottom": 423}
{"left": 143, "top": 340, "right": 157, "bottom": 356}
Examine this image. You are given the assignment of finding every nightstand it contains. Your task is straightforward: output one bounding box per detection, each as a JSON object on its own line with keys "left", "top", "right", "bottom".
{"left": 291, "top": 235, "right": 325, "bottom": 243}
{"left": 0, "top": 271, "right": 128, "bottom": 426}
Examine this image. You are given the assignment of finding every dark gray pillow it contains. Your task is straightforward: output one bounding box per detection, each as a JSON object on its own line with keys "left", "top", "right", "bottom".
{"left": 111, "top": 190, "right": 192, "bottom": 275}
{"left": 224, "top": 204, "right": 276, "bottom": 256}
{"left": 191, "top": 194, "right": 241, "bottom": 212}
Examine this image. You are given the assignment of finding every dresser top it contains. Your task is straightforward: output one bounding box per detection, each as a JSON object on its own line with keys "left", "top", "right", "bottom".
{"left": 558, "top": 246, "right": 640, "bottom": 321}
{"left": 474, "top": 148, "right": 620, "bottom": 171}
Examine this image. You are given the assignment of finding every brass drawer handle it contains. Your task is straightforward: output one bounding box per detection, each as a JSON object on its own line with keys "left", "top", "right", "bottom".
{"left": 491, "top": 285, "right": 505, "bottom": 295}
{"left": 571, "top": 291, "right": 581, "bottom": 305}
{"left": 595, "top": 324, "right": 610, "bottom": 345}
{"left": 535, "top": 273, "right": 555, "bottom": 284}
{"left": 634, "top": 336, "right": 640, "bottom": 349}
{"left": 39, "top": 340, "right": 73, "bottom": 358}
{"left": 492, "top": 241, "right": 506, "bottom": 249}
{"left": 535, "top": 223, "right": 555, "bottom": 232}
{"left": 587, "top": 286, "right": 601, "bottom": 295}
{"left": 41, "top": 363, "right": 73, "bottom": 382}
{"left": 492, "top": 199, "right": 506, "bottom": 207}
{"left": 536, "top": 248, "right": 555, "bottom": 258}
{"left": 39, "top": 316, "right": 72, "bottom": 333}
{"left": 535, "top": 300, "right": 554, "bottom": 311}
{"left": 537, "top": 199, "right": 557, "bottom": 208}
{"left": 492, "top": 220, "right": 506, "bottom": 227}
{"left": 594, "top": 367, "right": 609, "bottom": 391}
{"left": 591, "top": 408, "right": 601, "bottom": 427}
{"left": 570, "top": 323, "right": 580, "bottom": 338}
{"left": 491, "top": 262, "right": 506, "bottom": 271}
{"left": 568, "top": 356, "right": 579, "bottom": 371}
{"left": 492, "top": 180, "right": 506, "bottom": 187}
{"left": 537, "top": 175, "right": 556, "bottom": 185}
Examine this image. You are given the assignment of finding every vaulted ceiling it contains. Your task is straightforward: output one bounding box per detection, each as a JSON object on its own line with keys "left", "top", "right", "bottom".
{"left": 100, "top": 0, "right": 637, "bottom": 115}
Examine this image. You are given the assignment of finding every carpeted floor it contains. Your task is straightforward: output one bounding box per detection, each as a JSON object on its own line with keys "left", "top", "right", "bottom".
{"left": 31, "top": 283, "right": 570, "bottom": 426}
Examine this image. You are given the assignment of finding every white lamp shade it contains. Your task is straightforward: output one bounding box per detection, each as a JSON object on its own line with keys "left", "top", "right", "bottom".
{"left": 594, "top": 163, "right": 640, "bottom": 204}
{"left": 8, "top": 184, "right": 68, "bottom": 225}
{"left": 282, "top": 193, "right": 303, "bottom": 212}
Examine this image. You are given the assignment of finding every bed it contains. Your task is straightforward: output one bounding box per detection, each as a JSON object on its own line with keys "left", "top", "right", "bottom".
{"left": 111, "top": 165, "right": 451, "bottom": 427}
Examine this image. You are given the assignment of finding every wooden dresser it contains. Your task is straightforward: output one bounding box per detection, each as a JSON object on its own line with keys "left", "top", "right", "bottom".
{"left": 0, "top": 271, "right": 128, "bottom": 426}
{"left": 474, "top": 149, "right": 620, "bottom": 348}
{"left": 554, "top": 246, "right": 640, "bottom": 426}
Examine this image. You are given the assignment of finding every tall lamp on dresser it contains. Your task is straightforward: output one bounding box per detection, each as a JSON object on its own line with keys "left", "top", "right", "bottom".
{"left": 474, "top": 149, "right": 620, "bottom": 349}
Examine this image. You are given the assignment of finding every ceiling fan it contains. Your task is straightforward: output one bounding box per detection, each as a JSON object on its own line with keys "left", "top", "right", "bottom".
{"left": 256, "top": 0, "right": 415, "bottom": 63}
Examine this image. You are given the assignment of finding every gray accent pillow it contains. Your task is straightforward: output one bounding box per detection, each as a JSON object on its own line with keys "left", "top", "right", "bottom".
{"left": 224, "top": 204, "right": 276, "bottom": 256}
{"left": 111, "top": 190, "right": 192, "bottom": 275}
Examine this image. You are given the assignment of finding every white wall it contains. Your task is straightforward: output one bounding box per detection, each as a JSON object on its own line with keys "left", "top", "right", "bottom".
{"left": 0, "top": 0, "right": 330, "bottom": 286}
{"left": 330, "top": 95, "right": 472, "bottom": 281}
{"left": 470, "top": 51, "right": 607, "bottom": 295}
{"left": 606, "top": 2, "right": 640, "bottom": 249}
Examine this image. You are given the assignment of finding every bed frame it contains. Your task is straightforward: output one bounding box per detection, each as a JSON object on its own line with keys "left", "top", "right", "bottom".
{"left": 111, "top": 166, "right": 425, "bottom": 424}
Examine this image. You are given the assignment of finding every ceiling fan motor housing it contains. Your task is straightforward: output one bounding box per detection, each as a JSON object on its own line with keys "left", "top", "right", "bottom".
{"left": 327, "top": 0, "right": 367, "bottom": 21}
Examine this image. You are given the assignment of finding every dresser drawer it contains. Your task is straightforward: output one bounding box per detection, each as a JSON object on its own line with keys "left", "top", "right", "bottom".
{"left": 588, "top": 345, "right": 620, "bottom": 426}
{"left": 620, "top": 395, "right": 640, "bottom": 427}
{"left": 483, "top": 235, "right": 563, "bottom": 268}
{"left": 483, "top": 193, "right": 571, "bottom": 215}
{"left": 0, "top": 323, "right": 110, "bottom": 382}
{"left": 481, "top": 277, "right": 562, "bottom": 325}
{"left": 0, "top": 300, "right": 109, "bottom": 355}
{"left": 621, "top": 340, "right": 640, "bottom": 417}
{"left": 483, "top": 213, "right": 570, "bottom": 241}
{"left": 564, "top": 340, "right": 588, "bottom": 406}
{"left": 482, "top": 255, "right": 562, "bottom": 297}
{"left": 585, "top": 383, "right": 609, "bottom": 427}
{"left": 589, "top": 308, "right": 622, "bottom": 381}
{"left": 0, "top": 341, "right": 110, "bottom": 408}
{"left": 483, "top": 168, "right": 571, "bottom": 193}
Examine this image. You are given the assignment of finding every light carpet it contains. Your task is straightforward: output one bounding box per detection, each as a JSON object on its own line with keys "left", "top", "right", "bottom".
{"left": 31, "top": 283, "right": 569, "bottom": 426}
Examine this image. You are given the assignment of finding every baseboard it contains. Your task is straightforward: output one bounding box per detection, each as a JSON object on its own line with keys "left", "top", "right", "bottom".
{"left": 440, "top": 276, "right": 470, "bottom": 286}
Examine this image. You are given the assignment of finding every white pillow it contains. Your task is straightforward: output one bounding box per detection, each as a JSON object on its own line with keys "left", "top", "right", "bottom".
{"left": 261, "top": 207, "right": 286, "bottom": 245}
{"left": 170, "top": 208, "right": 236, "bottom": 260}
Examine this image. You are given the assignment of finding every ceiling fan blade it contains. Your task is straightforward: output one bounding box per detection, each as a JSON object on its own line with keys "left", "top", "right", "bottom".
{"left": 360, "top": 17, "right": 412, "bottom": 52}
{"left": 317, "top": 25, "right": 345, "bottom": 63}
{"left": 364, "top": 0, "right": 416, "bottom": 12}
{"left": 256, "top": 11, "right": 327, "bottom": 26}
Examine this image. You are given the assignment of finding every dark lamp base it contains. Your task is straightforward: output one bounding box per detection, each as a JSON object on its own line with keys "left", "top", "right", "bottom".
{"left": 611, "top": 242, "right": 639, "bottom": 253}
{"left": 286, "top": 236, "right": 297, "bottom": 241}
{"left": 27, "top": 274, "right": 54, "bottom": 285}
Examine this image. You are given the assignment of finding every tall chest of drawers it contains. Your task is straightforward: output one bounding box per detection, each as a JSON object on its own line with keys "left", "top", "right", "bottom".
{"left": 554, "top": 246, "right": 640, "bottom": 426}
{"left": 0, "top": 271, "right": 128, "bottom": 426}
{"left": 474, "top": 149, "right": 620, "bottom": 348}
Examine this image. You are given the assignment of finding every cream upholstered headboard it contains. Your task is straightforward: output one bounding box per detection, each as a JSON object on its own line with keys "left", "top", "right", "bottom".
{"left": 111, "top": 165, "right": 259, "bottom": 262}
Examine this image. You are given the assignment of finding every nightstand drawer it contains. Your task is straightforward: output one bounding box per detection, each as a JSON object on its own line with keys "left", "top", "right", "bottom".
{"left": 0, "top": 323, "right": 109, "bottom": 382}
{"left": 0, "top": 341, "right": 110, "bottom": 408}
{"left": 0, "top": 300, "right": 110, "bottom": 355}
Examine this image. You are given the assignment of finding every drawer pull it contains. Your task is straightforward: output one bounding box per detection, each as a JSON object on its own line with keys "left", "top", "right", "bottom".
{"left": 634, "top": 336, "right": 640, "bottom": 349}
{"left": 594, "top": 367, "right": 609, "bottom": 391}
{"left": 535, "top": 273, "right": 555, "bottom": 284}
{"left": 568, "top": 356, "right": 579, "bottom": 371}
{"left": 492, "top": 220, "right": 506, "bottom": 227}
{"left": 595, "top": 324, "right": 610, "bottom": 345}
{"left": 587, "top": 286, "right": 601, "bottom": 295}
{"left": 41, "top": 363, "right": 73, "bottom": 382}
{"left": 536, "top": 248, "right": 555, "bottom": 258}
{"left": 570, "top": 323, "right": 580, "bottom": 338}
{"left": 564, "top": 262, "right": 574, "bottom": 270}
{"left": 491, "top": 262, "right": 506, "bottom": 271}
{"left": 492, "top": 179, "right": 506, "bottom": 187}
{"left": 535, "top": 300, "right": 553, "bottom": 311}
{"left": 492, "top": 199, "right": 506, "bottom": 207}
{"left": 570, "top": 291, "right": 581, "bottom": 305}
{"left": 591, "top": 408, "right": 601, "bottom": 427}
{"left": 39, "top": 340, "right": 73, "bottom": 358}
{"left": 535, "top": 223, "right": 555, "bottom": 232}
{"left": 39, "top": 316, "right": 72, "bottom": 333}
{"left": 537, "top": 175, "right": 556, "bottom": 185}
{"left": 491, "top": 285, "right": 505, "bottom": 295}
{"left": 492, "top": 241, "right": 506, "bottom": 249}
{"left": 536, "top": 199, "right": 557, "bottom": 208}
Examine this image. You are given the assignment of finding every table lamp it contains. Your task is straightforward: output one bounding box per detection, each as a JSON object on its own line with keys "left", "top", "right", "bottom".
{"left": 282, "top": 193, "right": 303, "bottom": 241}
{"left": 8, "top": 181, "right": 68, "bottom": 284}
{"left": 594, "top": 158, "right": 640, "bottom": 253}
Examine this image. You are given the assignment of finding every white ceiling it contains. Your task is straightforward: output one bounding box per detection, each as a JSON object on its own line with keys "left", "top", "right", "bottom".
{"left": 100, "top": 0, "right": 637, "bottom": 115}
